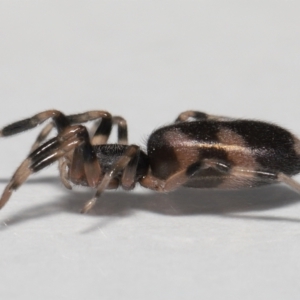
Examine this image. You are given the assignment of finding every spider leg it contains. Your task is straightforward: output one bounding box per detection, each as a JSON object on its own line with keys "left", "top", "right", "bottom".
{"left": 25, "top": 111, "right": 127, "bottom": 191}
{"left": 120, "top": 146, "right": 140, "bottom": 189}
{"left": 26, "top": 111, "right": 114, "bottom": 188}
{"left": 112, "top": 116, "right": 128, "bottom": 145}
{"left": 0, "top": 125, "right": 99, "bottom": 209}
{"left": 0, "top": 110, "right": 71, "bottom": 137}
{"left": 30, "top": 122, "right": 54, "bottom": 152}
{"left": 58, "top": 158, "right": 72, "bottom": 190}
{"left": 34, "top": 115, "right": 128, "bottom": 186}
{"left": 80, "top": 145, "right": 140, "bottom": 213}
{"left": 1, "top": 109, "right": 128, "bottom": 149}
{"left": 3, "top": 110, "right": 120, "bottom": 191}
{"left": 140, "top": 159, "right": 285, "bottom": 192}
{"left": 33, "top": 129, "right": 73, "bottom": 190}
{"left": 140, "top": 159, "right": 231, "bottom": 191}
{"left": 175, "top": 110, "right": 234, "bottom": 123}
{"left": 277, "top": 173, "right": 300, "bottom": 194}
{"left": 140, "top": 169, "right": 190, "bottom": 192}
{"left": 67, "top": 111, "right": 112, "bottom": 145}
{"left": 89, "top": 115, "right": 128, "bottom": 145}
{"left": 1, "top": 111, "right": 73, "bottom": 188}
{"left": 27, "top": 111, "right": 113, "bottom": 151}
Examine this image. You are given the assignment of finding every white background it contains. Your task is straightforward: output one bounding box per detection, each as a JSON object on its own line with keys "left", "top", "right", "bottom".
{"left": 0, "top": 1, "right": 300, "bottom": 299}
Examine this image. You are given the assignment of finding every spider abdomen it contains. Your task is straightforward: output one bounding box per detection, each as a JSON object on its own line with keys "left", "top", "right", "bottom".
{"left": 147, "top": 120, "right": 300, "bottom": 189}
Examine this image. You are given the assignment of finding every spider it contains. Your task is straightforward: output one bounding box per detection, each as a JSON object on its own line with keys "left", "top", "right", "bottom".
{"left": 1, "top": 109, "right": 300, "bottom": 214}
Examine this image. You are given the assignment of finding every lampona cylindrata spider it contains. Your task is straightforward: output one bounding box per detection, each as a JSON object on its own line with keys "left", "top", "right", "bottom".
{"left": 1, "top": 109, "right": 300, "bottom": 213}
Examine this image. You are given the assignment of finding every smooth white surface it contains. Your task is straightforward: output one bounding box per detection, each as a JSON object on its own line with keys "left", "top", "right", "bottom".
{"left": 0, "top": 1, "right": 300, "bottom": 299}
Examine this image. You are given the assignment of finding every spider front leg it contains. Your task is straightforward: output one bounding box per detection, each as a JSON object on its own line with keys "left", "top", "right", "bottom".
{"left": 0, "top": 125, "right": 98, "bottom": 209}
{"left": 30, "top": 122, "right": 55, "bottom": 152}
{"left": 29, "top": 112, "right": 128, "bottom": 152}
{"left": 0, "top": 110, "right": 71, "bottom": 138}
{"left": 2, "top": 110, "right": 125, "bottom": 191}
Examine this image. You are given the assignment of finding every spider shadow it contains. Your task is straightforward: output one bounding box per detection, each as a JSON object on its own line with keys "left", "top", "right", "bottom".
{"left": 1, "top": 176, "right": 300, "bottom": 230}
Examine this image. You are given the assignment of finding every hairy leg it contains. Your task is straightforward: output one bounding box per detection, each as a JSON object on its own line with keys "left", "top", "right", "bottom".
{"left": 0, "top": 125, "right": 98, "bottom": 209}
